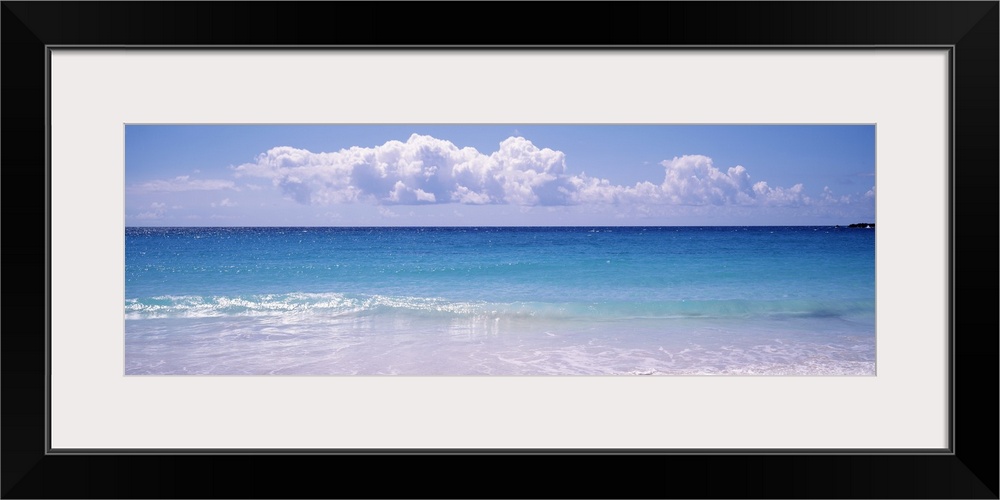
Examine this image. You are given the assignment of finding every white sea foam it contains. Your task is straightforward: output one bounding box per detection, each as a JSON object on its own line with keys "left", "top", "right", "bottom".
{"left": 125, "top": 293, "right": 875, "bottom": 324}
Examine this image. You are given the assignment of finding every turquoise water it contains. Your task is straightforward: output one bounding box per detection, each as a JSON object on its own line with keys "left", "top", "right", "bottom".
{"left": 125, "top": 226, "right": 876, "bottom": 375}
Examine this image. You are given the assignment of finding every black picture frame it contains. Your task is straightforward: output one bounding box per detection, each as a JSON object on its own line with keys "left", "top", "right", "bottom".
{"left": 3, "top": 2, "right": 996, "bottom": 498}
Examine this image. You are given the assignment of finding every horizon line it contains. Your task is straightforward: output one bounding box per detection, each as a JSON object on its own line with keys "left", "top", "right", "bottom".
{"left": 125, "top": 223, "right": 875, "bottom": 229}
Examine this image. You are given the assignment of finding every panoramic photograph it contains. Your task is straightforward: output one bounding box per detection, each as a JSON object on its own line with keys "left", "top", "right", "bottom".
{"left": 125, "top": 125, "right": 876, "bottom": 375}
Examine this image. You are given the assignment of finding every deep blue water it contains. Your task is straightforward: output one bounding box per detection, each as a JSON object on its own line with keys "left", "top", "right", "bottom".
{"left": 125, "top": 226, "right": 875, "bottom": 375}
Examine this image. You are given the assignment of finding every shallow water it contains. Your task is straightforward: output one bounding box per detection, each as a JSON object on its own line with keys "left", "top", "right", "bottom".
{"left": 125, "top": 226, "right": 875, "bottom": 375}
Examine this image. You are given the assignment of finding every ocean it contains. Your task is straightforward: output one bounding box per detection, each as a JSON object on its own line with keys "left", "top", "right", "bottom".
{"left": 124, "top": 226, "right": 876, "bottom": 375}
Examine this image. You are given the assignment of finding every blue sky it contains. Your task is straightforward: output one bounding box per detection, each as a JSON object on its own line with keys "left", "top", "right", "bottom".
{"left": 125, "top": 125, "right": 875, "bottom": 226}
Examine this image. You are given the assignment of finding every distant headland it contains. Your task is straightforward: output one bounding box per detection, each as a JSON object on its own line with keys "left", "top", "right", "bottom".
{"left": 834, "top": 223, "right": 875, "bottom": 228}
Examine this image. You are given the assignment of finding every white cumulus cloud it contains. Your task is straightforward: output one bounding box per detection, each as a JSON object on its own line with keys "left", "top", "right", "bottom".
{"left": 752, "top": 181, "right": 809, "bottom": 206}
{"left": 233, "top": 134, "right": 574, "bottom": 206}
{"left": 230, "top": 134, "right": 850, "bottom": 211}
